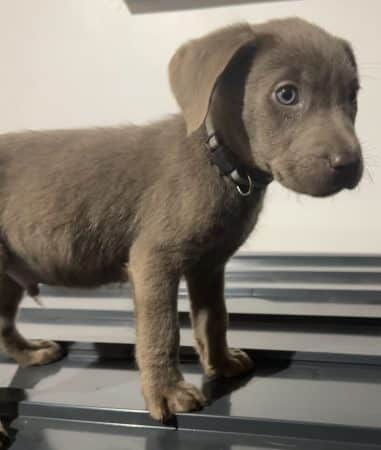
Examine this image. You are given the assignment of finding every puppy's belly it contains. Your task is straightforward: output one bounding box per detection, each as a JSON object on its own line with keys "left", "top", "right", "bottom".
{"left": 5, "top": 255, "right": 127, "bottom": 290}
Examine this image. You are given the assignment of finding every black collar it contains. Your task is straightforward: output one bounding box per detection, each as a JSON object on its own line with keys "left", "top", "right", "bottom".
{"left": 204, "top": 115, "right": 273, "bottom": 196}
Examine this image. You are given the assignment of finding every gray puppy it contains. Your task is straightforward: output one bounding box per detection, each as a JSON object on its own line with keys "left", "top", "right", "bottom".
{"left": 0, "top": 18, "right": 362, "bottom": 421}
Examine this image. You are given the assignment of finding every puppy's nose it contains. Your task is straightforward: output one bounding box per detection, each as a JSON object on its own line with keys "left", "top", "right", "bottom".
{"left": 328, "top": 152, "right": 361, "bottom": 186}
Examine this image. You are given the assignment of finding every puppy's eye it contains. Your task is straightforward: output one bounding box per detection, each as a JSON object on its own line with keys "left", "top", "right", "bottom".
{"left": 275, "top": 84, "right": 299, "bottom": 105}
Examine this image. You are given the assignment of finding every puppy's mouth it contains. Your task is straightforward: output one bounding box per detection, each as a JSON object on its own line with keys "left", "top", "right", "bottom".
{"left": 272, "top": 156, "right": 363, "bottom": 198}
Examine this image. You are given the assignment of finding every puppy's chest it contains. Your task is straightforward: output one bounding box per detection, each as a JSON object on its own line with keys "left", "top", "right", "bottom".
{"left": 194, "top": 189, "right": 265, "bottom": 259}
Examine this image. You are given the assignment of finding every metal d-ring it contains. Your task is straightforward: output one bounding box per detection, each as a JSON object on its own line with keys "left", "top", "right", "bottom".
{"left": 236, "top": 174, "right": 253, "bottom": 197}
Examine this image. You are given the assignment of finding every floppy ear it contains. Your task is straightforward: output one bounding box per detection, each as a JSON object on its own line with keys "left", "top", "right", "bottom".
{"left": 168, "top": 23, "right": 256, "bottom": 135}
{"left": 340, "top": 39, "right": 357, "bottom": 70}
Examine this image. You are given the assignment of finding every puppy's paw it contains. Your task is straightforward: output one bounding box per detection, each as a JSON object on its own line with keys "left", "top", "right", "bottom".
{"left": 144, "top": 380, "right": 207, "bottom": 422}
{"left": 205, "top": 348, "right": 254, "bottom": 379}
{"left": 16, "top": 340, "right": 65, "bottom": 367}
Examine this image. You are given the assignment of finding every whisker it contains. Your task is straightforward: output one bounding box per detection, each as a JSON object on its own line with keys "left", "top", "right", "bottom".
{"left": 362, "top": 153, "right": 380, "bottom": 168}
{"left": 360, "top": 74, "right": 381, "bottom": 81}
{"left": 358, "top": 61, "right": 381, "bottom": 67}
{"left": 364, "top": 167, "right": 375, "bottom": 184}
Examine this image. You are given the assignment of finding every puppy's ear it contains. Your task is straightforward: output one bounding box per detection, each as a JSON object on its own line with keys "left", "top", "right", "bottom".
{"left": 169, "top": 23, "right": 256, "bottom": 135}
{"left": 340, "top": 39, "right": 357, "bottom": 70}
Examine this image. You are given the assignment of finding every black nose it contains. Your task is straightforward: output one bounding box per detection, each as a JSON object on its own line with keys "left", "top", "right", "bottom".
{"left": 329, "top": 152, "right": 361, "bottom": 186}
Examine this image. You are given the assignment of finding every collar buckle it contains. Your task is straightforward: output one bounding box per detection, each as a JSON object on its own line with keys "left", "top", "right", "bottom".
{"left": 205, "top": 128, "right": 270, "bottom": 197}
{"left": 230, "top": 169, "right": 252, "bottom": 197}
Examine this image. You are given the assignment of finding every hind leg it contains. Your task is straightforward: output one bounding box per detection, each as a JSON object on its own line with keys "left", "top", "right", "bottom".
{"left": 0, "top": 274, "right": 63, "bottom": 367}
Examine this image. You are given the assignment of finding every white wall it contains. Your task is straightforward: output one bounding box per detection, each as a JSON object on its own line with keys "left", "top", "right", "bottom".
{"left": 0, "top": 0, "right": 379, "bottom": 253}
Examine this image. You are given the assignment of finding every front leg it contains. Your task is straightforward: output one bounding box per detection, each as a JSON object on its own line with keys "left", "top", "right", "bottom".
{"left": 129, "top": 245, "right": 206, "bottom": 422}
{"left": 186, "top": 265, "right": 254, "bottom": 378}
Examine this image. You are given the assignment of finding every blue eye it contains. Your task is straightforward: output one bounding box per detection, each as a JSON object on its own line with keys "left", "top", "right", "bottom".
{"left": 275, "top": 84, "right": 299, "bottom": 105}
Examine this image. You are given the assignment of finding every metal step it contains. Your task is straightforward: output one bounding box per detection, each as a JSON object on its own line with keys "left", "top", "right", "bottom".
{"left": 15, "top": 313, "right": 381, "bottom": 357}
{"left": 15, "top": 254, "right": 381, "bottom": 358}
{"left": 7, "top": 417, "right": 381, "bottom": 450}
{"left": 1, "top": 254, "right": 381, "bottom": 449}
{"left": 1, "top": 344, "right": 381, "bottom": 449}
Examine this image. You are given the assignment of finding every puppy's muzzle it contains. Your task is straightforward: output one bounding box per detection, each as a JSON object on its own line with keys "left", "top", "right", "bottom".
{"left": 327, "top": 150, "right": 362, "bottom": 189}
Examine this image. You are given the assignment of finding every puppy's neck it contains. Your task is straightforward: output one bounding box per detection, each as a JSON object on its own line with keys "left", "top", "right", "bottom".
{"left": 208, "top": 95, "right": 259, "bottom": 174}
{"left": 209, "top": 71, "right": 261, "bottom": 167}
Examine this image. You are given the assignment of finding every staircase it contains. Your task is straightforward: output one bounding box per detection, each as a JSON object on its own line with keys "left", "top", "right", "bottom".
{"left": 1, "top": 254, "right": 381, "bottom": 449}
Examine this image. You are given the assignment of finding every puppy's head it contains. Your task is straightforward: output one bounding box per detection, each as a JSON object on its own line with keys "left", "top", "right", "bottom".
{"left": 169, "top": 18, "right": 363, "bottom": 197}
